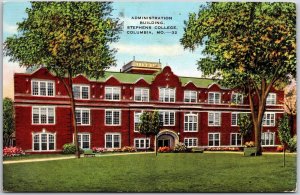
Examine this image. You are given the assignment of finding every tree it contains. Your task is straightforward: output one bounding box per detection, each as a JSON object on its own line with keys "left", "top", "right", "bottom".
{"left": 278, "top": 114, "right": 291, "bottom": 167}
{"left": 138, "top": 111, "right": 161, "bottom": 155}
{"left": 181, "top": 2, "right": 296, "bottom": 154}
{"left": 238, "top": 114, "right": 253, "bottom": 144}
{"left": 3, "top": 97, "right": 15, "bottom": 147}
{"left": 284, "top": 85, "right": 296, "bottom": 136}
{"left": 4, "top": 2, "right": 122, "bottom": 158}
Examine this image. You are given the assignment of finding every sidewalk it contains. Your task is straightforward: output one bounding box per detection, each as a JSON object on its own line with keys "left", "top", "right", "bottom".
{"left": 3, "top": 152, "right": 154, "bottom": 164}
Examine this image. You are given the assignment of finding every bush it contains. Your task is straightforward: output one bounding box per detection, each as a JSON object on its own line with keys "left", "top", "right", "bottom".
{"left": 121, "top": 146, "right": 137, "bottom": 152}
{"left": 3, "top": 146, "right": 25, "bottom": 157}
{"left": 158, "top": 146, "right": 172, "bottom": 153}
{"left": 244, "top": 141, "right": 255, "bottom": 147}
{"left": 205, "top": 147, "right": 240, "bottom": 151}
{"left": 173, "top": 142, "right": 187, "bottom": 152}
{"left": 276, "top": 145, "right": 284, "bottom": 152}
{"left": 92, "top": 147, "right": 107, "bottom": 153}
{"left": 62, "top": 143, "right": 83, "bottom": 154}
{"left": 288, "top": 135, "right": 297, "bottom": 152}
{"left": 112, "top": 148, "right": 122, "bottom": 152}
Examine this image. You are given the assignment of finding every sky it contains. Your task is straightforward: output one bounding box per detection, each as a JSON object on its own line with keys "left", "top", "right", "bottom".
{"left": 2, "top": 1, "right": 206, "bottom": 98}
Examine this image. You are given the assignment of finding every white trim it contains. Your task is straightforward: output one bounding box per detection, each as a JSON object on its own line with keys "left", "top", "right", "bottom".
{"left": 134, "top": 87, "right": 149, "bottom": 102}
{"left": 231, "top": 93, "right": 243, "bottom": 105}
{"left": 208, "top": 92, "right": 221, "bottom": 104}
{"left": 105, "top": 109, "right": 121, "bottom": 126}
{"left": 262, "top": 112, "right": 276, "bottom": 127}
{"left": 261, "top": 131, "right": 276, "bottom": 146}
{"left": 75, "top": 108, "right": 91, "bottom": 126}
{"left": 208, "top": 133, "right": 221, "bottom": 146}
{"left": 159, "top": 110, "right": 176, "bottom": 126}
{"left": 105, "top": 86, "right": 121, "bottom": 101}
{"left": 32, "top": 131, "right": 56, "bottom": 151}
{"left": 230, "top": 133, "right": 242, "bottom": 146}
{"left": 183, "top": 113, "right": 198, "bottom": 132}
{"left": 134, "top": 111, "right": 143, "bottom": 132}
{"left": 184, "top": 137, "right": 198, "bottom": 148}
{"left": 134, "top": 138, "right": 150, "bottom": 149}
{"left": 184, "top": 90, "right": 197, "bottom": 103}
{"left": 266, "top": 93, "right": 277, "bottom": 105}
{"left": 208, "top": 112, "right": 221, "bottom": 126}
{"left": 105, "top": 133, "right": 121, "bottom": 149}
{"left": 31, "top": 79, "right": 55, "bottom": 97}
{"left": 73, "top": 84, "right": 90, "bottom": 100}
{"left": 73, "top": 133, "right": 91, "bottom": 149}
{"left": 159, "top": 87, "right": 176, "bottom": 102}
{"left": 32, "top": 106, "right": 56, "bottom": 125}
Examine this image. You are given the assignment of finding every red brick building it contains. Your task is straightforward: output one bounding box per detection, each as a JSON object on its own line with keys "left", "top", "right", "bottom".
{"left": 14, "top": 60, "right": 285, "bottom": 153}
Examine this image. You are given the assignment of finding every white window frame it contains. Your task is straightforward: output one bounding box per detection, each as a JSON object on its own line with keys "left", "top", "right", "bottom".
{"left": 266, "top": 93, "right": 276, "bottom": 105}
{"left": 208, "top": 133, "right": 220, "bottom": 146}
{"left": 230, "top": 133, "right": 242, "bottom": 146}
{"left": 32, "top": 106, "right": 55, "bottom": 125}
{"left": 261, "top": 131, "right": 275, "bottom": 146}
{"left": 75, "top": 133, "right": 90, "bottom": 149}
{"left": 75, "top": 108, "right": 90, "bottom": 125}
{"left": 159, "top": 111, "right": 176, "bottom": 126}
{"left": 31, "top": 80, "right": 55, "bottom": 97}
{"left": 184, "top": 90, "right": 197, "bottom": 103}
{"left": 134, "top": 138, "right": 150, "bottom": 149}
{"left": 73, "top": 85, "right": 90, "bottom": 100}
{"left": 263, "top": 112, "right": 275, "bottom": 127}
{"left": 134, "top": 88, "right": 149, "bottom": 102}
{"left": 159, "top": 88, "right": 176, "bottom": 102}
{"left": 208, "top": 92, "right": 221, "bottom": 104}
{"left": 32, "top": 132, "right": 56, "bottom": 151}
{"left": 184, "top": 113, "right": 198, "bottom": 132}
{"left": 231, "top": 112, "right": 239, "bottom": 126}
{"left": 184, "top": 138, "right": 198, "bottom": 148}
{"left": 231, "top": 93, "right": 243, "bottom": 104}
{"left": 105, "top": 109, "right": 121, "bottom": 126}
{"left": 134, "top": 111, "right": 143, "bottom": 132}
{"left": 105, "top": 86, "right": 121, "bottom": 101}
{"left": 105, "top": 133, "right": 121, "bottom": 149}
{"left": 208, "top": 112, "right": 221, "bottom": 126}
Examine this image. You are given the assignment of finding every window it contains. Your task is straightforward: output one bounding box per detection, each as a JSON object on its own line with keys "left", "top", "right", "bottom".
{"left": 33, "top": 132, "right": 55, "bottom": 151}
{"left": 184, "top": 138, "right": 198, "bottom": 147}
{"left": 263, "top": 112, "right": 275, "bottom": 126}
{"left": 77, "top": 133, "right": 90, "bottom": 149}
{"left": 75, "top": 109, "right": 90, "bottom": 125}
{"left": 159, "top": 88, "right": 175, "bottom": 102}
{"left": 105, "top": 87, "right": 121, "bottom": 100}
{"left": 105, "top": 133, "right": 121, "bottom": 148}
{"left": 105, "top": 110, "right": 121, "bottom": 125}
{"left": 134, "top": 111, "right": 142, "bottom": 132}
{"left": 208, "top": 133, "right": 220, "bottom": 146}
{"left": 231, "top": 133, "right": 242, "bottom": 146}
{"left": 159, "top": 111, "right": 175, "bottom": 126}
{"left": 208, "top": 92, "right": 221, "bottom": 104}
{"left": 134, "top": 88, "right": 149, "bottom": 102}
{"left": 184, "top": 113, "right": 198, "bottom": 132}
{"left": 73, "top": 85, "right": 89, "bottom": 99}
{"left": 266, "top": 93, "right": 276, "bottom": 105}
{"left": 32, "top": 107, "right": 55, "bottom": 124}
{"left": 134, "top": 138, "right": 150, "bottom": 149}
{"left": 32, "top": 80, "right": 54, "bottom": 96}
{"left": 231, "top": 93, "right": 243, "bottom": 104}
{"left": 261, "top": 131, "right": 275, "bottom": 146}
{"left": 184, "top": 90, "right": 197, "bottom": 103}
{"left": 208, "top": 112, "right": 221, "bottom": 126}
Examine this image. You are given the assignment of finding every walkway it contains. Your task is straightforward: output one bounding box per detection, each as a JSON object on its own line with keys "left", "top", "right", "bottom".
{"left": 3, "top": 152, "right": 154, "bottom": 164}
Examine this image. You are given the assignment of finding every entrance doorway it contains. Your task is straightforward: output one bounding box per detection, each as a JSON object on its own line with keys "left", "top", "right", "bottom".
{"left": 158, "top": 139, "right": 170, "bottom": 147}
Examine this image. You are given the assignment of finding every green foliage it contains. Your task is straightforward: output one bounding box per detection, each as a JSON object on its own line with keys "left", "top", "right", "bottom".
{"left": 278, "top": 114, "right": 296, "bottom": 152}
{"left": 174, "top": 142, "right": 187, "bottom": 152}
{"left": 288, "top": 135, "right": 297, "bottom": 152}
{"left": 3, "top": 97, "right": 15, "bottom": 147}
{"left": 238, "top": 114, "right": 253, "bottom": 140}
{"left": 4, "top": 2, "right": 122, "bottom": 79}
{"left": 62, "top": 143, "right": 83, "bottom": 154}
{"left": 138, "top": 111, "right": 161, "bottom": 136}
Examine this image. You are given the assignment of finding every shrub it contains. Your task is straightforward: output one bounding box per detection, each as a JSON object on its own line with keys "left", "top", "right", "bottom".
{"left": 112, "top": 148, "right": 122, "bottom": 152}
{"left": 92, "top": 147, "right": 107, "bottom": 153}
{"left": 158, "top": 146, "right": 172, "bottom": 153}
{"left": 276, "top": 145, "right": 284, "bottom": 152}
{"left": 205, "top": 147, "right": 240, "bottom": 151}
{"left": 121, "top": 146, "right": 137, "bottom": 152}
{"left": 288, "top": 135, "right": 297, "bottom": 152}
{"left": 3, "top": 146, "right": 25, "bottom": 157}
{"left": 62, "top": 143, "right": 83, "bottom": 154}
{"left": 173, "top": 142, "right": 187, "bottom": 152}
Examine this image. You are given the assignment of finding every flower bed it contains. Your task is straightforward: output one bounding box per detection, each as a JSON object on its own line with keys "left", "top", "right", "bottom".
{"left": 3, "top": 146, "right": 25, "bottom": 157}
{"left": 121, "top": 146, "right": 137, "bottom": 152}
{"left": 158, "top": 146, "right": 172, "bottom": 153}
{"left": 205, "top": 147, "right": 241, "bottom": 151}
{"left": 92, "top": 147, "right": 107, "bottom": 153}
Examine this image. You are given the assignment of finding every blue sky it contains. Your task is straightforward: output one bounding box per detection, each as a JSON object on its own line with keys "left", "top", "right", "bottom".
{"left": 3, "top": 1, "right": 205, "bottom": 98}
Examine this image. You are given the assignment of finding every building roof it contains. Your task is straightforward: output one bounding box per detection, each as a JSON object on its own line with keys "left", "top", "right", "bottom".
{"left": 91, "top": 71, "right": 217, "bottom": 88}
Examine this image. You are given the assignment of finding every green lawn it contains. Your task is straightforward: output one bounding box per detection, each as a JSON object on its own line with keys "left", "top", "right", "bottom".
{"left": 3, "top": 154, "right": 74, "bottom": 161}
{"left": 3, "top": 153, "right": 296, "bottom": 192}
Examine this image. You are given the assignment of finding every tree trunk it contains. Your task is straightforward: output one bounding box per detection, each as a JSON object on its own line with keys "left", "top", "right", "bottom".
{"left": 60, "top": 70, "right": 80, "bottom": 158}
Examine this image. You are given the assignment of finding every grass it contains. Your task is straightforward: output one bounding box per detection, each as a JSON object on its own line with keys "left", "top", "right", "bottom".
{"left": 3, "top": 154, "right": 74, "bottom": 161}
{"left": 3, "top": 153, "right": 296, "bottom": 192}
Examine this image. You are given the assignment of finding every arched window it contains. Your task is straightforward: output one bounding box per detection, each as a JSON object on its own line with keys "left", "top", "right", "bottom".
{"left": 33, "top": 132, "right": 56, "bottom": 151}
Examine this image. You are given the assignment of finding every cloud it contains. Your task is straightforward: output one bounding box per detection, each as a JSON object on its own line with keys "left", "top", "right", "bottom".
{"left": 112, "top": 43, "right": 185, "bottom": 57}
{"left": 3, "top": 22, "right": 18, "bottom": 34}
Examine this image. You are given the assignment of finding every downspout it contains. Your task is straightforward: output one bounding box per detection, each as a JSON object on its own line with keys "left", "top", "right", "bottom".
{"left": 128, "top": 107, "right": 131, "bottom": 146}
